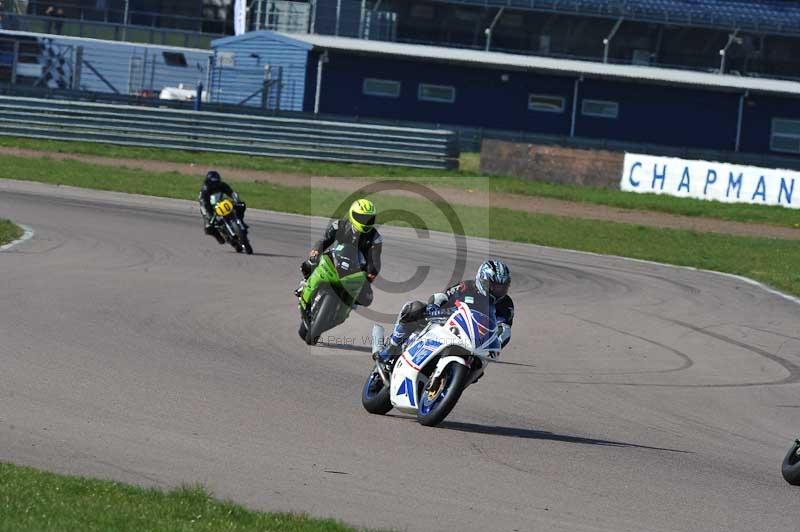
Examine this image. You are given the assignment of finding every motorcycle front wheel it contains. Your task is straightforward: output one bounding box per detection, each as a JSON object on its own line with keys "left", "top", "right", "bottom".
{"left": 417, "top": 361, "right": 468, "bottom": 427}
{"left": 242, "top": 236, "right": 253, "bottom": 255}
{"left": 782, "top": 439, "right": 800, "bottom": 485}
{"left": 305, "top": 289, "right": 338, "bottom": 346}
{"left": 362, "top": 367, "right": 392, "bottom": 415}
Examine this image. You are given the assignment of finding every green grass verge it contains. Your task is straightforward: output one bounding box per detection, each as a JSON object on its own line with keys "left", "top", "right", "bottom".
{"left": 2, "top": 137, "right": 798, "bottom": 228}
{"left": 0, "top": 219, "right": 22, "bottom": 246}
{"left": 2, "top": 154, "right": 798, "bottom": 296}
{"left": 0, "top": 137, "right": 480, "bottom": 179}
{"left": 0, "top": 462, "right": 364, "bottom": 532}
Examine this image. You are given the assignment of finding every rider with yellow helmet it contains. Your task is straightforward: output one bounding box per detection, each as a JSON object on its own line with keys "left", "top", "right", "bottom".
{"left": 295, "top": 199, "right": 383, "bottom": 306}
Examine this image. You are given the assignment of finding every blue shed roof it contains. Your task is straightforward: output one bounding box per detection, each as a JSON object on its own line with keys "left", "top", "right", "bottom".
{"left": 211, "top": 30, "right": 314, "bottom": 50}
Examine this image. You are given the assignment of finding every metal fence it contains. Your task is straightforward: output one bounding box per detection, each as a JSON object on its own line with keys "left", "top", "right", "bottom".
{"left": 0, "top": 14, "right": 220, "bottom": 48}
{"left": 0, "top": 33, "right": 211, "bottom": 97}
{"left": 0, "top": 95, "right": 460, "bottom": 169}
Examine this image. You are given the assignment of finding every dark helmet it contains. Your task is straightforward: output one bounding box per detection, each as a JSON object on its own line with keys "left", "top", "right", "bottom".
{"left": 205, "top": 170, "right": 221, "bottom": 186}
{"left": 476, "top": 260, "right": 511, "bottom": 301}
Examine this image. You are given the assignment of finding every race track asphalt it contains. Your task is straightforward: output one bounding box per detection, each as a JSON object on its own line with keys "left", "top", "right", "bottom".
{"left": 1, "top": 179, "right": 799, "bottom": 532}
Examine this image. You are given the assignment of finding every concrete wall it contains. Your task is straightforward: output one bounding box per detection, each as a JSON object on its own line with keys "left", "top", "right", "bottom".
{"left": 480, "top": 139, "right": 624, "bottom": 188}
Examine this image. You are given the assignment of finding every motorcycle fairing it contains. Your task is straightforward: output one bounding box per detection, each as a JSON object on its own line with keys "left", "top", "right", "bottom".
{"left": 389, "top": 302, "right": 500, "bottom": 414}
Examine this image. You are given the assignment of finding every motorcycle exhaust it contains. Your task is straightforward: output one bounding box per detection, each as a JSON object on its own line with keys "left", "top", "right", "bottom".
{"left": 371, "top": 324, "right": 385, "bottom": 355}
{"left": 371, "top": 324, "right": 390, "bottom": 385}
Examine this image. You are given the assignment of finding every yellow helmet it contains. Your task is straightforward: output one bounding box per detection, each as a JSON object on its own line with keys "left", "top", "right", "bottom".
{"left": 348, "top": 199, "right": 376, "bottom": 233}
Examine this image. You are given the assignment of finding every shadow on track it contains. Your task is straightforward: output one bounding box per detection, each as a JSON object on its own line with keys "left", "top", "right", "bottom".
{"left": 493, "top": 360, "right": 538, "bottom": 368}
{"left": 245, "top": 252, "right": 296, "bottom": 259}
{"left": 440, "top": 421, "right": 689, "bottom": 453}
{"left": 315, "top": 343, "right": 374, "bottom": 354}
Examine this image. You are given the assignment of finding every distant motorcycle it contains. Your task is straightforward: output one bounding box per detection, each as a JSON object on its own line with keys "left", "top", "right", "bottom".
{"left": 210, "top": 192, "right": 252, "bottom": 255}
{"left": 297, "top": 242, "right": 367, "bottom": 345}
{"left": 782, "top": 439, "right": 800, "bottom": 485}
{"left": 362, "top": 297, "right": 504, "bottom": 427}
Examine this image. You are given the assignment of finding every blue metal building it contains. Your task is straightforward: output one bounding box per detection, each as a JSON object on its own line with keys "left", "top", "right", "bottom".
{"left": 1, "top": 29, "right": 211, "bottom": 95}
{"left": 210, "top": 30, "right": 800, "bottom": 158}
{"left": 209, "top": 32, "right": 310, "bottom": 110}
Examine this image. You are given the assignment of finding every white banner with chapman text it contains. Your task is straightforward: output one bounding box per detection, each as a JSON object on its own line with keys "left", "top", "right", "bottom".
{"left": 621, "top": 153, "right": 799, "bottom": 209}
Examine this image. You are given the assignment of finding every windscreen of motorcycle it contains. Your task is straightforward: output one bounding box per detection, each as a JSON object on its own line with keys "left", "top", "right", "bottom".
{"left": 328, "top": 243, "right": 362, "bottom": 277}
{"left": 452, "top": 296, "right": 498, "bottom": 349}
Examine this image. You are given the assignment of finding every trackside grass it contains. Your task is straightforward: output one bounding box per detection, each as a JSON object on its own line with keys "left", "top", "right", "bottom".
{"left": 0, "top": 219, "right": 22, "bottom": 245}
{"left": 0, "top": 463, "right": 367, "bottom": 532}
{"left": 2, "top": 154, "right": 799, "bottom": 296}
{"left": 1, "top": 137, "right": 798, "bottom": 228}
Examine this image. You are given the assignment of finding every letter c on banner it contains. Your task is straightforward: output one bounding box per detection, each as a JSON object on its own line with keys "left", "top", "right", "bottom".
{"left": 628, "top": 161, "right": 642, "bottom": 187}
{"left": 704, "top": 169, "right": 717, "bottom": 196}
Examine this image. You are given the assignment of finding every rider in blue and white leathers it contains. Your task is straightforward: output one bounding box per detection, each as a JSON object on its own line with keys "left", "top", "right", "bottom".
{"left": 375, "top": 260, "right": 514, "bottom": 366}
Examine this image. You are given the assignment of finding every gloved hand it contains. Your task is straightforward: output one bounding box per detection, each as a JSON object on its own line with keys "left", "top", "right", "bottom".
{"left": 424, "top": 304, "right": 452, "bottom": 319}
{"left": 429, "top": 292, "right": 448, "bottom": 307}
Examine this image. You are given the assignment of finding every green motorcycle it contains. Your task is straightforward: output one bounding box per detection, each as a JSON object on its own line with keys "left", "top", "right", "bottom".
{"left": 298, "top": 242, "right": 368, "bottom": 345}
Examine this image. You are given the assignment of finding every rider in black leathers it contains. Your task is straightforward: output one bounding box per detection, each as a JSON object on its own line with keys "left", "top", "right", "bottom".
{"left": 198, "top": 170, "right": 246, "bottom": 244}
{"left": 375, "top": 260, "right": 514, "bottom": 365}
{"left": 295, "top": 199, "right": 382, "bottom": 307}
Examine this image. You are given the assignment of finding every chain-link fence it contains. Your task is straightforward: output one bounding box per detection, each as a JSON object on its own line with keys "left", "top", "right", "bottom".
{"left": 0, "top": 1, "right": 399, "bottom": 48}
{"left": 0, "top": 34, "right": 77, "bottom": 88}
{"left": 0, "top": 32, "right": 210, "bottom": 97}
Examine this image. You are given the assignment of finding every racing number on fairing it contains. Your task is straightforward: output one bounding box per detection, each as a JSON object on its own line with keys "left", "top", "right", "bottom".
{"left": 214, "top": 199, "right": 234, "bottom": 217}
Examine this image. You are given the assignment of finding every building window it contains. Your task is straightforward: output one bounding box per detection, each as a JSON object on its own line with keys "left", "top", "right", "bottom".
{"left": 582, "top": 99, "right": 619, "bottom": 119}
{"left": 418, "top": 83, "right": 456, "bottom": 104}
{"left": 528, "top": 94, "right": 565, "bottom": 113}
{"left": 771, "top": 118, "right": 800, "bottom": 154}
{"left": 363, "top": 78, "right": 401, "bottom": 98}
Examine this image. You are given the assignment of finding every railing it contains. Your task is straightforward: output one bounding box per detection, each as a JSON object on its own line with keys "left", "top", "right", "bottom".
{"left": 2, "top": 85, "right": 797, "bottom": 171}
{"left": 0, "top": 96, "right": 460, "bottom": 169}
{"left": 425, "top": 0, "right": 800, "bottom": 38}
{"left": 0, "top": 14, "right": 222, "bottom": 48}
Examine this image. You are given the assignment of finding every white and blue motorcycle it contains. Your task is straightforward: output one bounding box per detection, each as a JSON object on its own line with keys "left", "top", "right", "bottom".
{"left": 362, "top": 297, "right": 507, "bottom": 427}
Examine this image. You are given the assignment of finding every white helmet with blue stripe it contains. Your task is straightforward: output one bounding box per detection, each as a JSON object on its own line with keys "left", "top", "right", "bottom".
{"left": 476, "top": 260, "right": 511, "bottom": 301}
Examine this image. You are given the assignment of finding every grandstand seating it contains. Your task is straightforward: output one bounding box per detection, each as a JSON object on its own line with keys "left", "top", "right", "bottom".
{"left": 427, "top": 1, "right": 800, "bottom": 36}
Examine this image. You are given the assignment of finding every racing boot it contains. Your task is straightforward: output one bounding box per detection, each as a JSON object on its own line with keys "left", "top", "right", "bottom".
{"left": 205, "top": 222, "right": 225, "bottom": 244}
{"left": 373, "top": 340, "right": 402, "bottom": 373}
{"left": 293, "top": 279, "right": 306, "bottom": 298}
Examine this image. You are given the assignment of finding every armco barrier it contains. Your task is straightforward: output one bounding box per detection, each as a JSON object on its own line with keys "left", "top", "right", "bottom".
{"left": 0, "top": 97, "right": 460, "bottom": 170}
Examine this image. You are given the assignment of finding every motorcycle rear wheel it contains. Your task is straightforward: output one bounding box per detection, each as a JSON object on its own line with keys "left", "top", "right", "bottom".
{"left": 417, "top": 362, "right": 468, "bottom": 427}
{"left": 782, "top": 440, "right": 800, "bottom": 486}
